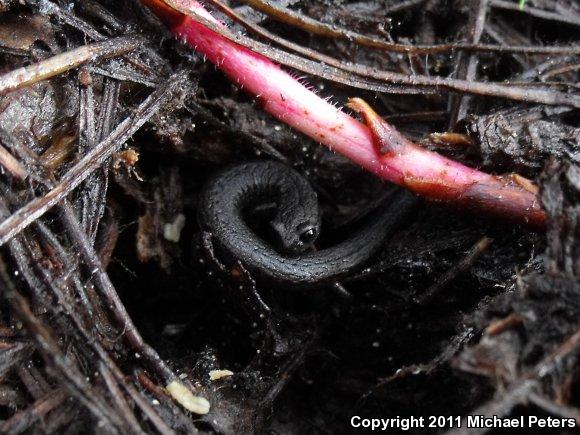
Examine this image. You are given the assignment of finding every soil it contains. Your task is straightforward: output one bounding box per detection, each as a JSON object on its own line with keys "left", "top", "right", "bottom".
{"left": 0, "top": 0, "right": 579, "bottom": 434}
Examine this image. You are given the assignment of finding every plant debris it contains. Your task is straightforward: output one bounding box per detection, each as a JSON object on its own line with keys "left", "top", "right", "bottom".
{"left": 0, "top": 0, "right": 578, "bottom": 434}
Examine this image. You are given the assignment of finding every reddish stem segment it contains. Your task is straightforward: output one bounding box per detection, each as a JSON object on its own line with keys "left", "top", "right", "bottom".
{"left": 141, "top": 0, "right": 547, "bottom": 229}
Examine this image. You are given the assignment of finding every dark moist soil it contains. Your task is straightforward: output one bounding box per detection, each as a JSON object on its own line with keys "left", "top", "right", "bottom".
{"left": 0, "top": 0, "right": 579, "bottom": 434}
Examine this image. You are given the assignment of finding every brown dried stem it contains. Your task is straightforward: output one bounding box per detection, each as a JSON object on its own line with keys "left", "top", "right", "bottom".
{"left": 0, "top": 36, "right": 141, "bottom": 95}
{"left": 0, "top": 70, "right": 188, "bottom": 246}
{"left": 240, "top": 0, "right": 580, "bottom": 55}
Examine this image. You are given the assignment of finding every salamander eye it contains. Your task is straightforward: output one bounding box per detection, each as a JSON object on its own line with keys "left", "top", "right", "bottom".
{"left": 299, "top": 226, "right": 317, "bottom": 245}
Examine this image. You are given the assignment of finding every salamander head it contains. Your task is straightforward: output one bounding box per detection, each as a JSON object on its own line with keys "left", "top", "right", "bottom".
{"left": 270, "top": 216, "right": 320, "bottom": 255}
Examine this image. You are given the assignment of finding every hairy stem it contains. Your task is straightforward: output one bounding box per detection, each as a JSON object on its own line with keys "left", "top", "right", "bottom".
{"left": 141, "top": 0, "right": 547, "bottom": 228}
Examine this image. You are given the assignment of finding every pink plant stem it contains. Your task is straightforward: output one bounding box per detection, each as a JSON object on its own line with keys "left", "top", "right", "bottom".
{"left": 142, "top": 0, "right": 547, "bottom": 229}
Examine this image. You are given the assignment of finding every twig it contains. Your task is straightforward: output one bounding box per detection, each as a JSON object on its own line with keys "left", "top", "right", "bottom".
{"left": 0, "top": 255, "right": 127, "bottom": 433}
{"left": 541, "top": 63, "right": 580, "bottom": 80}
{"left": 18, "top": 365, "right": 52, "bottom": 399}
{"left": 416, "top": 236, "right": 492, "bottom": 304}
{"left": 58, "top": 202, "right": 176, "bottom": 383}
{"left": 99, "top": 363, "right": 146, "bottom": 433}
{"left": 483, "top": 22, "right": 528, "bottom": 68}
{"left": 135, "top": 370, "right": 200, "bottom": 433}
{"left": 0, "top": 389, "right": 68, "bottom": 435}
{"left": 448, "top": 0, "right": 489, "bottom": 127}
{"left": 385, "top": 110, "right": 448, "bottom": 123}
{"left": 30, "top": 0, "right": 166, "bottom": 78}
{"left": 528, "top": 393, "right": 580, "bottom": 424}
{"left": 77, "top": 73, "right": 119, "bottom": 243}
{"left": 383, "top": 0, "right": 428, "bottom": 15}
{"left": 491, "top": 0, "right": 580, "bottom": 27}
{"left": 516, "top": 56, "right": 577, "bottom": 81}
{"left": 169, "top": 0, "right": 580, "bottom": 106}
{"left": 449, "top": 329, "right": 580, "bottom": 435}
{"left": 0, "top": 70, "right": 188, "bottom": 246}
{"left": 1, "top": 196, "right": 174, "bottom": 434}
{"left": 0, "top": 343, "right": 33, "bottom": 378}
{"left": 239, "top": 0, "right": 580, "bottom": 55}
{"left": 0, "top": 144, "right": 28, "bottom": 181}
{"left": 0, "top": 36, "right": 141, "bottom": 95}
{"left": 368, "top": 327, "right": 475, "bottom": 397}
{"left": 32, "top": 0, "right": 104, "bottom": 40}
{"left": 204, "top": 0, "right": 422, "bottom": 97}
